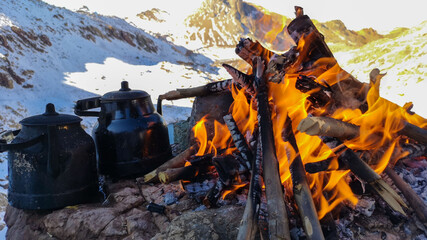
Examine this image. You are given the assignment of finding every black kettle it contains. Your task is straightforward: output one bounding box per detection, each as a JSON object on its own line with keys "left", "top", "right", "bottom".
{"left": 0, "top": 103, "right": 98, "bottom": 210}
{"left": 75, "top": 81, "right": 172, "bottom": 179}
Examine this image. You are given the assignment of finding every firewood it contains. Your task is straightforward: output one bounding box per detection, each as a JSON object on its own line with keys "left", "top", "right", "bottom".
{"left": 157, "top": 79, "right": 232, "bottom": 114}
{"left": 253, "top": 56, "right": 291, "bottom": 240}
{"left": 295, "top": 74, "right": 369, "bottom": 113}
{"left": 222, "top": 63, "right": 255, "bottom": 95}
{"left": 235, "top": 38, "right": 274, "bottom": 66}
{"left": 369, "top": 68, "right": 386, "bottom": 85}
{"left": 304, "top": 157, "right": 350, "bottom": 174}
{"left": 319, "top": 136, "right": 407, "bottom": 216}
{"left": 158, "top": 79, "right": 232, "bottom": 101}
{"left": 237, "top": 134, "right": 262, "bottom": 240}
{"left": 203, "top": 180, "right": 224, "bottom": 208}
{"left": 297, "top": 116, "right": 360, "bottom": 140}
{"left": 286, "top": 7, "right": 334, "bottom": 61}
{"left": 266, "top": 47, "right": 298, "bottom": 83}
{"left": 223, "top": 113, "right": 253, "bottom": 169}
{"left": 400, "top": 121, "right": 427, "bottom": 145}
{"left": 295, "top": 75, "right": 332, "bottom": 108}
{"left": 212, "top": 154, "right": 247, "bottom": 186}
{"left": 283, "top": 116, "right": 324, "bottom": 240}
{"left": 139, "top": 144, "right": 196, "bottom": 183}
{"left": 298, "top": 116, "right": 427, "bottom": 147}
{"left": 158, "top": 165, "right": 198, "bottom": 184}
{"left": 384, "top": 166, "right": 427, "bottom": 224}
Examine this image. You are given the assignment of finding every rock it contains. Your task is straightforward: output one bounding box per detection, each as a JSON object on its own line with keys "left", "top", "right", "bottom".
{"left": 156, "top": 205, "right": 244, "bottom": 240}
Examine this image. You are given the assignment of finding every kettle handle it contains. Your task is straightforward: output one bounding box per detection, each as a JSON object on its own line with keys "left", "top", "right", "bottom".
{"left": 74, "top": 97, "right": 101, "bottom": 117}
{"left": 157, "top": 98, "right": 163, "bottom": 115}
{"left": 0, "top": 130, "right": 45, "bottom": 153}
{"left": 47, "top": 125, "right": 60, "bottom": 178}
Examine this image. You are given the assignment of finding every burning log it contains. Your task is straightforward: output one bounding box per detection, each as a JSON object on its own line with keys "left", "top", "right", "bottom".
{"left": 157, "top": 79, "right": 232, "bottom": 114}
{"left": 384, "top": 166, "right": 427, "bottom": 224}
{"left": 298, "top": 116, "right": 427, "bottom": 149}
{"left": 237, "top": 133, "right": 262, "bottom": 240}
{"left": 222, "top": 63, "right": 255, "bottom": 96}
{"left": 253, "top": 56, "right": 291, "bottom": 240}
{"left": 318, "top": 136, "right": 407, "bottom": 216}
{"left": 294, "top": 75, "right": 332, "bottom": 108}
{"left": 203, "top": 180, "right": 224, "bottom": 208}
{"left": 212, "top": 154, "right": 247, "bottom": 186}
{"left": 235, "top": 38, "right": 274, "bottom": 67}
{"left": 158, "top": 165, "right": 198, "bottom": 184}
{"left": 139, "top": 144, "right": 196, "bottom": 183}
{"left": 400, "top": 121, "right": 427, "bottom": 145}
{"left": 304, "top": 157, "right": 348, "bottom": 174}
{"left": 286, "top": 6, "right": 334, "bottom": 65}
{"left": 266, "top": 47, "right": 298, "bottom": 83}
{"left": 223, "top": 113, "right": 253, "bottom": 169}
{"left": 283, "top": 116, "right": 324, "bottom": 240}
{"left": 297, "top": 116, "right": 360, "bottom": 140}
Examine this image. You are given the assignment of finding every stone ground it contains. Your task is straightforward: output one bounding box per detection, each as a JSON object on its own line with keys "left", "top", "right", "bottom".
{"left": 4, "top": 160, "right": 427, "bottom": 239}
{"left": 4, "top": 180, "right": 244, "bottom": 240}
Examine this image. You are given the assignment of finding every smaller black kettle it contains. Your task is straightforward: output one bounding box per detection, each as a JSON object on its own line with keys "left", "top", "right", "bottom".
{"left": 0, "top": 103, "right": 98, "bottom": 210}
{"left": 75, "top": 81, "right": 172, "bottom": 179}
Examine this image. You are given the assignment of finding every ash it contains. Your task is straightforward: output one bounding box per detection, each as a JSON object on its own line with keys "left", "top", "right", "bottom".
{"left": 336, "top": 158, "right": 427, "bottom": 239}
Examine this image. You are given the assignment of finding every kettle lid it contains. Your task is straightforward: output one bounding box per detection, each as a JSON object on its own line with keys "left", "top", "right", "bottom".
{"left": 20, "top": 103, "right": 82, "bottom": 126}
{"left": 101, "top": 81, "right": 150, "bottom": 102}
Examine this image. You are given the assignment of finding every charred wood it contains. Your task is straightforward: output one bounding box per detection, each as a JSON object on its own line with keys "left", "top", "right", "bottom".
{"left": 224, "top": 113, "right": 253, "bottom": 169}
{"left": 203, "top": 180, "right": 224, "bottom": 208}
{"left": 237, "top": 134, "right": 262, "bottom": 240}
{"left": 212, "top": 155, "right": 247, "bottom": 186}
{"left": 304, "top": 157, "right": 348, "bottom": 174}
{"left": 283, "top": 116, "right": 324, "bottom": 240}
{"left": 222, "top": 63, "right": 255, "bottom": 95}
{"left": 319, "top": 136, "right": 407, "bottom": 216}
{"left": 266, "top": 47, "right": 298, "bottom": 83}
{"left": 286, "top": 7, "right": 334, "bottom": 62}
{"left": 253, "top": 56, "right": 291, "bottom": 240}
{"left": 157, "top": 79, "right": 232, "bottom": 114}
{"left": 146, "top": 202, "right": 166, "bottom": 214}
{"left": 384, "top": 166, "right": 427, "bottom": 224}
{"left": 295, "top": 75, "right": 332, "bottom": 109}
{"left": 400, "top": 121, "right": 427, "bottom": 145}
{"left": 235, "top": 38, "right": 274, "bottom": 66}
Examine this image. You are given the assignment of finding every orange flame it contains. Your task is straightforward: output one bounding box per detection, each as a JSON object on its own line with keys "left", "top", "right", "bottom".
{"left": 221, "top": 182, "right": 249, "bottom": 200}
{"left": 191, "top": 8, "right": 427, "bottom": 220}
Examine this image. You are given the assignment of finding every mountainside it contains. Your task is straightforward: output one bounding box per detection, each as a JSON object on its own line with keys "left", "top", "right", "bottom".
{"left": 314, "top": 19, "right": 384, "bottom": 52}
{"left": 335, "top": 20, "right": 427, "bottom": 117}
{"left": 0, "top": 0, "right": 218, "bottom": 130}
{"left": 183, "top": 0, "right": 385, "bottom": 52}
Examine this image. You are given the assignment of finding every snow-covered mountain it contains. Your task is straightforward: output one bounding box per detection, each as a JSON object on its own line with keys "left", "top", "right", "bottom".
{"left": 335, "top": 20, "right": 427, "bottom": 116}
{"left": 0, "top": 0, "right": 220, "bottom": 131}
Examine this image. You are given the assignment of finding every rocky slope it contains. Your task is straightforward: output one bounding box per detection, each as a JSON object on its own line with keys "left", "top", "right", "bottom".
{"left": 0, "top": 0, "right": 218, "bottom": 129}
{"left": 182, "top": 0, "right": 386, "bottom": 52}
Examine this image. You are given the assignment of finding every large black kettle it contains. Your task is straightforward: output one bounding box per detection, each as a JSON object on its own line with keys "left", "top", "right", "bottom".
{"left": 0, "top": 103, "right": 98, "bottom": 210}
{"left": 75, "top": 81, "right": 172, "bottom": 179}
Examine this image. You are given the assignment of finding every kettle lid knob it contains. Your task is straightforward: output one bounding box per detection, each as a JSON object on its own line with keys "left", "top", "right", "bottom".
{"left": 43, "top": 103, "right": 59, "bottom": 116}
{"left": 120, "top": 81, "right": 131, "bottom": 91}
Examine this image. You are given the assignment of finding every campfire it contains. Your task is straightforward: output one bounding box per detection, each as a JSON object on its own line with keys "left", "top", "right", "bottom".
{"left": 144, "top": 6, "right": 427, "bottom": 240}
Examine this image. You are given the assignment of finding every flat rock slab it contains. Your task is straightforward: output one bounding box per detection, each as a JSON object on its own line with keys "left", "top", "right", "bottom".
{"left": 4, "top": 180, "right": 243, "bottom": 239}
